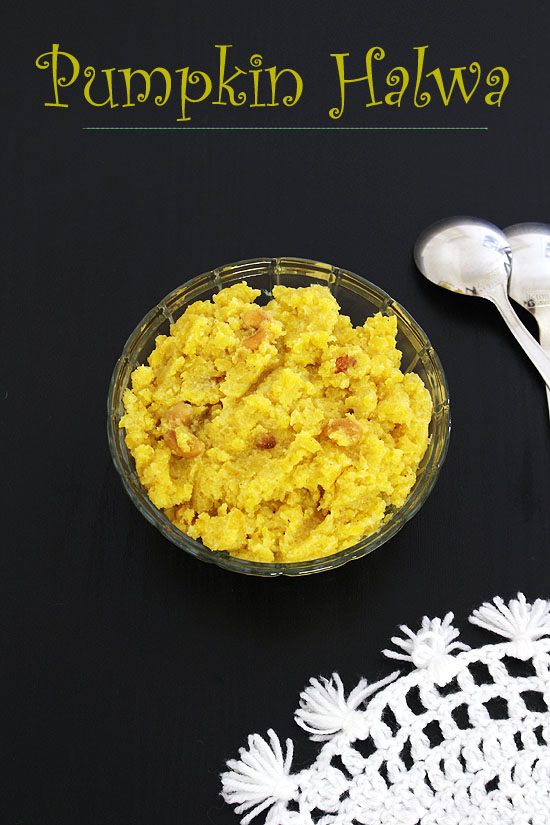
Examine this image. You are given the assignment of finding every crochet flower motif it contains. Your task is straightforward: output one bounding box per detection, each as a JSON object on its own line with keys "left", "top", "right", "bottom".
{"left": 295, "top": 671, "right": 399, "bottom": 742}
{"left": 382, "top": 611, "right": 470, "bottom": 686}
{"left": 470, "top": 592, "right": 550, "bottom": 659}
{"left": 221, "top": 594, "right": 550, "bottom": 825}
{"left": 221, "top": 729, "right": 297, "bottom": 825}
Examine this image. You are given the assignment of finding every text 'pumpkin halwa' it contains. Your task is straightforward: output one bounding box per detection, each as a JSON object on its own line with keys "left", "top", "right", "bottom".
{"left": 121, "top": 283, "right": 432, "bottom": 562}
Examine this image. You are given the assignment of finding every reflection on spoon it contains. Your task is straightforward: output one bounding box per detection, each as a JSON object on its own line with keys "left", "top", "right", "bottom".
{"left": 414, "top": 216, "right": 550, "bottom": 389}
{"left": 505, "top": 222, "right": 550, "bottom": 419}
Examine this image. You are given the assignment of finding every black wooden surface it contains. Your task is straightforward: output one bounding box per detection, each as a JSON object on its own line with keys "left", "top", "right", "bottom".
{"left": 4, "top": 1, "right": 550, "bottom": 822}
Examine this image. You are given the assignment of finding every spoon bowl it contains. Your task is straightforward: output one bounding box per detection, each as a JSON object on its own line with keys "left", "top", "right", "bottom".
{"left": 506, "top": 223, "right": 550, "bottom": 311}
{"left": 415, "top": 216, "right": 550, "bottom": 389}
{"left": 414, "top": 216, "right": 512, "bottom": 296}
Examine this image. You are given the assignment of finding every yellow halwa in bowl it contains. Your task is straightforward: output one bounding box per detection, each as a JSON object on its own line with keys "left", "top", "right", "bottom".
{"left": 107, "top": 258, "right": 450, "bottom": 576}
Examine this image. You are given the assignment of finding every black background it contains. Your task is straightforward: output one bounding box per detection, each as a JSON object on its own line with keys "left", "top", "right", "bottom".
{"left": 5, "top": 1, "right": 550, "bottom": 823}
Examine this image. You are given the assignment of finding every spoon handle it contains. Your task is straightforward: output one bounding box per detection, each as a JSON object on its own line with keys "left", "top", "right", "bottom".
{"left": 487, "top": 284, "right": 550, "bottom": 389}
{"left": 535, "top": 305, "right": 550, "bottom": 421}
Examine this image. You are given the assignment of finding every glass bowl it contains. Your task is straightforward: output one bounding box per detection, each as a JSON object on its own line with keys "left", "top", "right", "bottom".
{"left": 107, "top": 257, "right": 450, "bottom": 576}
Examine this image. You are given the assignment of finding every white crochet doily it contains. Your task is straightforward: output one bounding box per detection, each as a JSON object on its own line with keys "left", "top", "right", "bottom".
{"left": 221, "top": 594, "right": 550, "bottom": 825}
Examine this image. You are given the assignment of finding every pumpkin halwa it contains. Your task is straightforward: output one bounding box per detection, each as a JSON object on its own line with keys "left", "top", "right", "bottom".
{"left": 120, "top": 283, "right": 432, "bottom": 562}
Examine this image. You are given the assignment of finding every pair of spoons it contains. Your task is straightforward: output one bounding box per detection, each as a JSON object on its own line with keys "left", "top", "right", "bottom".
{"left": 415, "top": 218, "right": 550, "bottom": 416}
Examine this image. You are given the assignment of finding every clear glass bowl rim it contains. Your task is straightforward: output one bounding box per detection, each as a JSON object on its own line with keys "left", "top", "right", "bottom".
{"left": 107, "top": 256, "right": 451, "bottom": 577}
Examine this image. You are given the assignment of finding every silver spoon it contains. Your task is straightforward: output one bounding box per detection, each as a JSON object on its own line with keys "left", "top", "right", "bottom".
{"left": 414, "top": 216, "right": 550, "bottom": 389}
{"left": 505, "top": 222, "right": 550, "bottom": 416}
